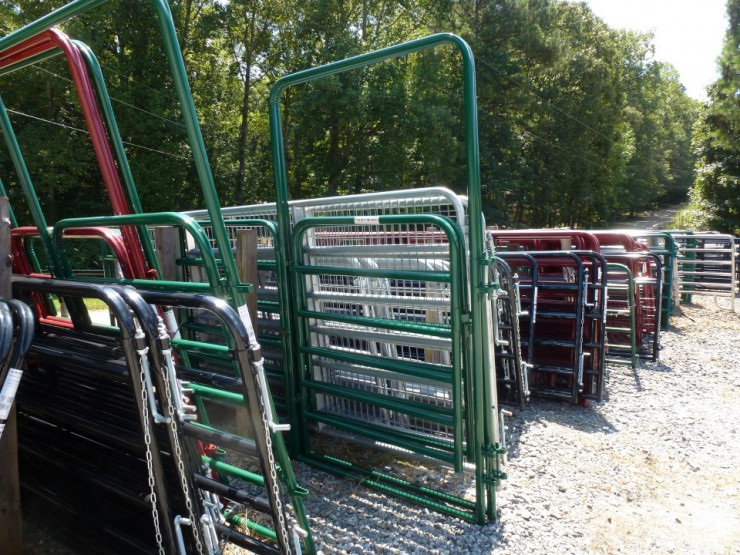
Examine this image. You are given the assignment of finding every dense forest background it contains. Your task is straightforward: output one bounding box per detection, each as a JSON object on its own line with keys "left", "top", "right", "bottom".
{"left": 0, "top": 0, "right": 735, "bottom": 231}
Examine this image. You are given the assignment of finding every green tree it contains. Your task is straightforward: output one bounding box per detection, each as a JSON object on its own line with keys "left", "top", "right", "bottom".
{"left": 684, "top": 0, "right": 739, "bottom": 233}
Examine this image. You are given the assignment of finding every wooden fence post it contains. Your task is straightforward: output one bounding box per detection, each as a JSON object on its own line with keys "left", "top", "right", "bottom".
{"left": 235, "top": 228, "right": 259, "bottom": 438}
{"left": 236, "top": 228, "right": 259, "bottom": 330}
{"left": 154, "top": 226, "right": 180, "bottom": 282}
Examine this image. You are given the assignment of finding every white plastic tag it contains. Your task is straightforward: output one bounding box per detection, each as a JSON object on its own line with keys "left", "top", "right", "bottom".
{"left": 237, "top": 304, "right": 258, "bottom": 347}
{"left": 0, "top": 368, "right": 23, "bottom": 421}
{"left": 354, "top": 216, "right": 380, "bottom": 225}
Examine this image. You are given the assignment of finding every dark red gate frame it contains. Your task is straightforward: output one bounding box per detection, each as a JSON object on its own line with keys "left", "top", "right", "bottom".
{"left": 0, "top": 29, "right": 151, "bottom": 280}
{"left": 11, "top": 226, "right": 137, "bottom": 327}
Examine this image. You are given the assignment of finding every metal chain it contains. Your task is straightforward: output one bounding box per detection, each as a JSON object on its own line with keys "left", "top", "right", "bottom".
{"left": 251, "top": 357, "right": 294, "bottom": 554}
{"left": 138, "top": 351, "right": 166, "bottom": 555}
{"left": 158, "top": 321, "right": 207, "bottom": 555}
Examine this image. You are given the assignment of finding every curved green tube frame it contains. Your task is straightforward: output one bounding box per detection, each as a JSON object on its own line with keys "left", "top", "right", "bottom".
{"left": 52, "top": 212, "right": 223, "bottom": 293}
{"left": 605, "top": 262, "right": 638, "bottom": 369}
{"left": 269, "top": 32, "right": 496, "bottom": 523}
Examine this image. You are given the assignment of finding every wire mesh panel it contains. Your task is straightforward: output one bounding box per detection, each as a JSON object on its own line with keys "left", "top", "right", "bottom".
{"left": 293, "top": 216, "right": 465, "bottom": 464}
{"left": 185, "top": 187, "right": 467, "bottom": 233}
{"left": 183, "top": 188, "right": 470, "bottom": 431}
{"left": 289, "top": 214, "right": 501, "bottom": 521}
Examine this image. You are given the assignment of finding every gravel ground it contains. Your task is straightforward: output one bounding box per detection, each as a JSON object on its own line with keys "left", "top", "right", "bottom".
{"left": 296, "top": 295, "right": 740, "bottom": 555}
{"left": 23, "top": 295, "right": 739, "bottom": 554}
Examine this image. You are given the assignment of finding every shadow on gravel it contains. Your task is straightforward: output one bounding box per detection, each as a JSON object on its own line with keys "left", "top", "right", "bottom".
{"left": 504, "top": 399, "right": 617, "bottom": 460}
{"left": 310, "top": 488, "right": 504, "bottom": 553}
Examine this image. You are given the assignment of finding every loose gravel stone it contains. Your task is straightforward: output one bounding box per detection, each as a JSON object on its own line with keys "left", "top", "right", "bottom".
{"left": 292, "top": 296, "right": 739, "bottom": 554}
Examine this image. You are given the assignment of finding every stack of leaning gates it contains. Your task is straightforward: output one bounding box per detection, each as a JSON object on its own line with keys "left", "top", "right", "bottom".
{"left": 487, "top": 229, "right": 667, "bottom": 407}
{"left": 0, "top": 1, "right": 511, "bottom": 553}
{"left": 0, "top": 4, "right": 311, "bottom": 554}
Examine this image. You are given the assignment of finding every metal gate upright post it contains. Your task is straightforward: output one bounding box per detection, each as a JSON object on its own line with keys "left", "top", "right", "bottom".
{"left": 269, "top": 34, "right": 500, "bottom": 523}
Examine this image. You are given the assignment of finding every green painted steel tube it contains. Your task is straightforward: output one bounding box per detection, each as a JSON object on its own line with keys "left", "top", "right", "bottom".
{"left": 0, "top": 96, "right": 57, "bottom": 272}
{"left": 307, "top": 412, "right": 456, "bottom": 464}
{"left": 201, "top": 456, "right": 265, "bottom": 487}
{"left": 292, "top": 214, "right": 466, "bottom": 473}
{"left": 51, "top": 275, "right": 214, "bottom": 292}
{"left": 271, "top": 34, "right": 488, "bottom": 522}
{"left": 51, "top": 212, "right": 223, "bottom": 292}
{"left": 296, "top": 265, "right": 451, "bottom": 283}
{"left": 190, "top": 382, "right": 245, "bottom": 405}
{"left": 0, "top": 0, "right": 245, "bottom": 306}
{"left": 606, "top": 263, "right": 637, "bottom": 369}
{"left": 172, "top": 338, "right": 231, "bottom": 354}
{"left": 73, "top": 40, "right": 162, "bottom": 278}
{"left": 299, "top": 345, "right": 453, "bottom": 384}
{"left": 305, "top": 379, "right": 455, "bottom": 425}
{"left": 302, "top": 453, "right": 477, "bottom": 521}
{"left": 298, "top": 309, "right": 452, "bottom": 338}
{"left": 227, "top": 515, "right": 277, "bottom": 541}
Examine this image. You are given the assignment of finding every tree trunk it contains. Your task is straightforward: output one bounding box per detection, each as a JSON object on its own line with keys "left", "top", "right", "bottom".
{"left": 235, "top": 8, "right": 258, "bottom": 204}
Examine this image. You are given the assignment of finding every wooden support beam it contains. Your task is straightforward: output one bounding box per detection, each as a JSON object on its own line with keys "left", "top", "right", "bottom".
{"left": 154, "top": 226, "right": 180, "bottom": 282}
{"left": 236, "top": 228, "right": 259, "bottom": 331}
{"left": 235, "top": 228, "right": 259, "bottom": 439}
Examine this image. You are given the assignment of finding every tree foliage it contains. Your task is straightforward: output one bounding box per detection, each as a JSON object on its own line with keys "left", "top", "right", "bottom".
{"left": 0, "top": 0, "right": 702, "bottom": 229}
{"left": 682, "top": 0, "right": 739, "bottom": 234}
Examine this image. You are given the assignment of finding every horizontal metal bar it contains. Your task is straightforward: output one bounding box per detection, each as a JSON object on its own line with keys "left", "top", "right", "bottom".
{"left": 307, "top": 411, "right": 456, "bottom": 463}
{"left": 302, "top": 345, "right": 453, "bottom": 384}
{"left": 299, "top": 309, "right": 452, "bottom": 338}
{"left": 294, "top": 264, "right": 451, "bottom": 283}
{"left": 305, "top": 379, "right": 455, "bottom": 425}
{"left": 302, "top": 244, "right": 451, "bottom": 258}
{"left": 316, "top": 359, "right": 453, "bottom": 388}
{"left": 307, "top": 290, "right": 451, "bottom": 309}
{"left": 309, "top": 324, "right": 451, "bottom": 350}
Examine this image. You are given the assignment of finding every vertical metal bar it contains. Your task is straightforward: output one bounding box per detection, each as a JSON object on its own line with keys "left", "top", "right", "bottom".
{"left": 73, "top": 40, "right": 162, "bottom": 278}
{"left": 269, "top": 32, "right": 488, "bottom": 523}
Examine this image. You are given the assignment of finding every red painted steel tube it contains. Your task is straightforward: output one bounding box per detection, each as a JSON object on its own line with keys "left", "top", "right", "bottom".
{"left": 0, "top": 29, "right": 150, "bottom": 279}
{"left": 12, "top": 226, "right": 136, "bottom": 278}
{"left": 11, "top": 226, "right": 137, "bottom": 328}
{"left": 487, "top": 229, "right": 602, "bottom": 252}
{"left": 588, "top": 231, "right": 649, "bottom": 253}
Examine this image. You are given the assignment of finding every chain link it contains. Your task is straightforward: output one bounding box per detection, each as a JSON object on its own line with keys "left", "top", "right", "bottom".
{"left": 158, "top": 324, "right": 207, "bottom": 555}
{"left": 252, "top": 357, "right": 294, "bottom": 554}
{"left": 138, "top": 352, "right": 166, "bottom": 555}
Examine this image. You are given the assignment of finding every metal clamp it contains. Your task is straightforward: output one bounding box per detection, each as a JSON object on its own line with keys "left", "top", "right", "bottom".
{"left": 254, "top": 359, "right": 291, "bottom": 433}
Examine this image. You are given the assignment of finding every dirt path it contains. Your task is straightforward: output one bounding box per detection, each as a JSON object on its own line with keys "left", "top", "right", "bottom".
{"left": 620, "top": 202, "right": 687, "bottom": 230}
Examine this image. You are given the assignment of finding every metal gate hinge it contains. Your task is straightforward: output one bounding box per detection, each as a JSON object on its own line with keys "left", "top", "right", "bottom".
{"left": 482, "top": 443, "right": 507, "bottom": 456}
{"left": 482, "top": 469, "right": 508, "bottom": 484}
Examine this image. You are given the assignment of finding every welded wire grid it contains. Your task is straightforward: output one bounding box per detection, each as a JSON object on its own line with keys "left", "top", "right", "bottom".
{"left": 184, "top": 187, "right": 468, "bottom": 242}
{"left": 302, "top": 221, "right": 458, "bottom": 442}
